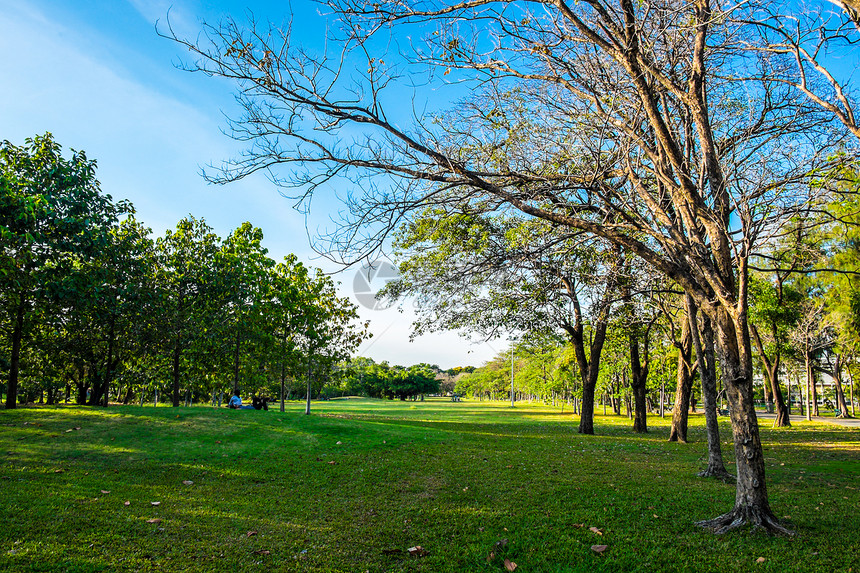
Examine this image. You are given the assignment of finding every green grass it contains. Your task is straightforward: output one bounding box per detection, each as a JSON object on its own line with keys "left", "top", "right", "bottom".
{"left": 1, "top": 398, "right": 858, "bottom": 572}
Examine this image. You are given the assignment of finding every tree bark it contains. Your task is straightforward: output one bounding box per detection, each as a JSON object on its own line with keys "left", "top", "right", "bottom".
{"left": 669, "top": 316, "right": 694, "bottom": 442}
{"left": 232, "top": 326, "right": 241, "bottom": 395}
{"left": 688, "top": 299, "right": 732, "bottom": 481}
{"left": 832, "top": 354, "right": 852, "bottom": 417}
{"left": 630, "top": 324, "right": 649, "bottom": 433}
{"left": 696, "top": 307, "right": 791, "bottom": 535}
{"left": 172, "top": 338, "right": 181, "bottom": 407}
{"left": 749, "top": 324, "right": 791, "bottom": 427}
{"left": 806, "top": 351, "right": 819, "bottom": 417}
{"left": 5, "top": 296, "right": 26, "bottom": 409}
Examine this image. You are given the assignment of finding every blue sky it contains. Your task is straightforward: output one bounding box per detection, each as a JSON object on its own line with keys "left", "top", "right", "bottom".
{"left": 0, "top": 0, "right": 504, "bottom": 369}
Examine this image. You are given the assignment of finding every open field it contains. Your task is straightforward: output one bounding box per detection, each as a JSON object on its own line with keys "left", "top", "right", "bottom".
{"left": 1, "top": 398, "right": 858, "bottom": 572}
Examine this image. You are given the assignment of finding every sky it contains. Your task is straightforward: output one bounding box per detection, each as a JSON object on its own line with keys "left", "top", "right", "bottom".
{"left": 0, "top": 0, "right": 506, "bottom": 369}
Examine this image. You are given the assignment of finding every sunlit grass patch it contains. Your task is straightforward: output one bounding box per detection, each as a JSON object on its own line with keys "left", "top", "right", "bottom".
{"left": 0, "top": 399, "right": 858, "bottom": 572}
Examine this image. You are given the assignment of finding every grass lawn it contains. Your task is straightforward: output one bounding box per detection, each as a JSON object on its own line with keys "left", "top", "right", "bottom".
{"left": 1, "top": 398, "right": 858, "bottom": 572}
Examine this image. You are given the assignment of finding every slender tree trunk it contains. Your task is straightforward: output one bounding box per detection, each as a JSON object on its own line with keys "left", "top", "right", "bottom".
{"left": 749, "top": 325, "right": 790, "bottom": 427}
{"left": 832, "top": 354, "right": 852, "bottom": 417}
{"left": 670, "top": 316, "right": 694, "bottom": 442}
{"left": 697, "top": 307, "right": 790, "bottom": 535}
{"left": 305, "top": 356, "right": 312, "bottom": 415}
{"left": 807, "top": 352, "right": 819, "bottom": 417}
{"left": 232, "top": 326, "right": 241, "bottom": 395}
{"left": 689, "top": 301, "right": 731, "bottom": 481}
{"left": 847, "top": 366, "right": 856, "bottom": 416}
{"left": 6, "top": 296, "right": 26, "bottom": 409}
{"left": 101, "top": 315, "right": 117, "bottom": 407}
{"left": 630, "top": 325, "right": 648, "bottom": 433}
{"left": 172, "top": 338, "right": 181, "bottom": 407}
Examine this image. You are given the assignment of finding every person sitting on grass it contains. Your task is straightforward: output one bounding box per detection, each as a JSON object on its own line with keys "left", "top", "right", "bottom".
{"left": 252, "top": 395, "right": 269, "bottom": 411}
{"left": 228, "top": 392, "right": 255, "bottom": 410}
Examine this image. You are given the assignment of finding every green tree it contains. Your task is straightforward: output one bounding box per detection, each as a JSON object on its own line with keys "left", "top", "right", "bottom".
{"left": 1, "top": 133, "right": 128, "bottom": 409}
{"left": 151, "top": 216, "right": 222, "bottom": 407}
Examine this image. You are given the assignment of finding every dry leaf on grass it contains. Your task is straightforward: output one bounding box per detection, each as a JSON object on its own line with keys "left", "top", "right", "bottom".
{"left": 247, "top": 531, "right": 258, "bottom": 537}
{"left": 407, "top": 546, "right": 428, "bottom": 557}
{"left": 756, "top": 557, "right": 766, "bottom": 563}
{"left": 124, "top": 501, "right": 131, "bottom": 506}
{"left": 146, "top": 518, "right": 162, "bottom": 524}
{"left": 487, "top": 551, "right": 495, "bottom": 563}
{"left": 591, "top": 545, "right": 608, "bottom": 554}
{"left": 100, "top": 490, "right": 110, "bottom": 494}
{"left": 182, "top": 480, "right": 193, "bottom": 485}
{"left": 589, "top": 527, "right": 603, "bottom": 535}
{"left": 150, "top": 501, "right": 161, "bottom": 506}
{"left": 504, "top": 558, "right": 518, "bottom": 571}
{"left": 254, "top": 550, "right": 271, "bottom": 555}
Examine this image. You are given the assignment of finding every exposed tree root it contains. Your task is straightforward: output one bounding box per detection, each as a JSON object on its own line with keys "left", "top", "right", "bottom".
{"left": 696, "top": 505, "right": 794, "bottom": 536}
{"left": 697, "top": 466, "right": 735, "bottom": 483}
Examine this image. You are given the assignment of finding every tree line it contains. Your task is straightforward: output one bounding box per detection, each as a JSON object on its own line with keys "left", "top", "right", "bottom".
{"left": 1, "top": 133, "right": 368, "bottom": 412}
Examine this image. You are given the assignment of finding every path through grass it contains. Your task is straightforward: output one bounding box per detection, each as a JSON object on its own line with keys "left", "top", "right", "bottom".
{"left": 1, "top": 398, "right": 858, "bottom": 572}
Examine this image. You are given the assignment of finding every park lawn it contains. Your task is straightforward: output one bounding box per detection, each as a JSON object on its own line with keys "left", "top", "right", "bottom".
{"left": 0, "top": 398, "right": 858, "bottom": 573}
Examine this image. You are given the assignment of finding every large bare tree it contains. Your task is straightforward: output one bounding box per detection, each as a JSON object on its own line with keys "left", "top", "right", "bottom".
{"left": 166, "top": 0, "right": 856, "bottom": 533}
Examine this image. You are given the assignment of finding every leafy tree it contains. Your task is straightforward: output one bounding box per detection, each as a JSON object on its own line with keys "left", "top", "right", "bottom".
{"left": 1, "top": 133, "right": 128, "bottom": 408}
{"left": 216, "top": 222, "right": 275, "bottom": 396}
{"left": 151, "top": 216, "right": 222, "bottom": 407}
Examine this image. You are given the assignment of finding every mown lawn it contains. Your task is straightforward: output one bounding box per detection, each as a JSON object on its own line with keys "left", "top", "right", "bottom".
{"left": 1, "top": 398, "right": 858, "bottom": 572}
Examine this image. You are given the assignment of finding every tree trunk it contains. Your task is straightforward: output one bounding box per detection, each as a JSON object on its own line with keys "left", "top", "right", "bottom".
{"left": 696, "top": 308, "right": 790, "bottom": 535}
{"left": 749, "top": 325, "right": 790, "bottom": 427}
{"left": 172, "top": 339, "right": 181, "bottom": 407}
{"left": 830, "top": 356, "right": 850, "bottom": 417}
{"left": 807, "top": 352, "right": 819, "bottom": 417}
{"left": 305, "top": 356, "right": 312, "bottom": 415}
{"left": 630, "top": 323, "right": 648, "bottom": 433}
{"left": 232, "top": 326, "right": 241, "bottom": 396}
{"left": 669, "top": 315, "right": 694, "bottom": 442}
{"left": 5, "top": 296, "right": 26, "bottom": 409}
{"left": 689, "top": 301, "right": 732, "bottom": 481}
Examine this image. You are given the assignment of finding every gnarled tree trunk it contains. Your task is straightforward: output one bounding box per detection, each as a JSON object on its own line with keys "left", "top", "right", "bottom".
{"left": 688, "top": 298, "right": 732, "bottom": 482}
{"left": 669, "top": 316, "right": 694, "bottom": 442}
{"left": 696, "top": 307, "right": 790, "bottom": 535}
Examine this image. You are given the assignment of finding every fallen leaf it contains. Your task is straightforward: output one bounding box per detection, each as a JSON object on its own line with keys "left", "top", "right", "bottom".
{"left": 328, "top": 461, "right": 336, "bottom": 465}
{"left": 253, "top": 550, "right": 271, "bottom": 555}
{"left": 151, "top": 501, "right": 161, "bottom": 506}
{"left": 487, "top": 551, "right": 495, "bottom": 563}
{"left": 336, "top": 441, "right": 343, "bottom": 445}
{"left": 101, "top": 490, "right": 110, "bottom": 494}
{"left": 146, "top": 518, "right": 162, "bottom": 524}
{"left": 407, "top": 546, "right": 428, "bottom": 557}
{"left": 247, "top": 531, "right": 257, "bottom": 537}
{"left": 653, "top": 514, "right": 659, "bottom": 519}
{"left": 54, "top": 469, "right": 64, "bottom": 473}
{"left": 504, "top": 558, "right": 518, "bottom": 572}
{"left": 124, "top": 501, "right": 131, "bottom": 506}
{"left": 65, "top": 429, "right": 73, "bottom": 433}
{"left": 589, "top": 527, "right": 603, "bottom": 535}
{"left": 182, "top": 480, "right": 193, "bottom": 485}
{"left": 591, "top": 545, "right": 608, "bottom": 554}
{"left": 756, "top": 557, "right": 766, "bottom": 563}
{"left": 74, "top": 427, "right": 81, "bottom": 430}
{"left": 215, "top": 440, "right": 222, "bottom": 444}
